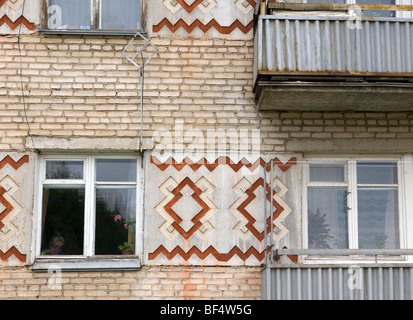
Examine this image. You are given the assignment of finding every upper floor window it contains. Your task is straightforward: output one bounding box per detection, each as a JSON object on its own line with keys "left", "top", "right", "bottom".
{"left": 44, "top": 0, "right": 143, "bottom": 33}
{"left": 305, "top": 158, "right": 403, "bottom": 251}
{"left": 305, "top": 0, "right": 400, "bottom": 17}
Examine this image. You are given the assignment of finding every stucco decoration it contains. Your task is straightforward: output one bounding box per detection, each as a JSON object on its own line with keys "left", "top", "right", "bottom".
{"left": 148, "top": 0, "right": 258, "bottom": 39}
{"left": 0, "top": 0, "right": 39, "bottom": 35}
{"left": 0, "top": 153, "right": 34, "bottom": 266}
{"left": 145, "top": 153, "right": 299, "bottom": 266}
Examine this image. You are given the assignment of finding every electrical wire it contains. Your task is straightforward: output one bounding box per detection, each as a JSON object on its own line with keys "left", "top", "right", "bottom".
{"left": 17, "top": 0, "right": 36, "bottom": 150}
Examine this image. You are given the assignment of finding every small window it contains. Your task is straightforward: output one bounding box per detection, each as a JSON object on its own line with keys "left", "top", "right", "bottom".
{"left": 44, "top": 0, "right": 143, "bottom": 33}
{"left": 38, "top": 155, "right": 140, "bottom": 258}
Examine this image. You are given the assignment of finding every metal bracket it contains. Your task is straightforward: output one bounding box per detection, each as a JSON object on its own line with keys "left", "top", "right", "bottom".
{"left": 122, "top": 32, "right": 158, "bottom": 153}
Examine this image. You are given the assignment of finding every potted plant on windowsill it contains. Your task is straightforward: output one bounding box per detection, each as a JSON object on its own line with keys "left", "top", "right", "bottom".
{"left": 118, "top": 241, "right": 134, "bottom": 255}
{"left": 114, "top": 214, "right": 136, "bottom": 255}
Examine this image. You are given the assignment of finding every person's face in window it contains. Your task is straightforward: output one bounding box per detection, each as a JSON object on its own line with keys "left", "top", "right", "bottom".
{"left": 50, "top": 240, "right": 64, "bottom": 255}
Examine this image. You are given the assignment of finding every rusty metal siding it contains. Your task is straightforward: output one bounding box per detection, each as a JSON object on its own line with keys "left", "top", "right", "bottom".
{"left": 256, "top": 15, "right": 413, "bottom": 76}
{"left": 265, "top": 265, "right": 413, "bottom": 300}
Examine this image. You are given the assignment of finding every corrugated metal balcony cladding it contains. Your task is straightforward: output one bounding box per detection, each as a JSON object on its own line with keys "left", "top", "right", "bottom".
{"left": 255, "top": 15, "right": 413, "bottom": 77}
{"left": 263, "top": 265, "right": 413, "bottom": 300}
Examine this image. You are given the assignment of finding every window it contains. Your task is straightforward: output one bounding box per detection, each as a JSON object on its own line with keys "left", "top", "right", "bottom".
{"left": 305, "top": 158, "right": 403, "bottom": 251}
{"left": 305, "top": 0, "right": 400, "bottom": 18}
{"left": 44, "top": 0, "right": 142, "bottom": 33}
{"left": 36, "top": 155, "right": 141, "bottom": 261}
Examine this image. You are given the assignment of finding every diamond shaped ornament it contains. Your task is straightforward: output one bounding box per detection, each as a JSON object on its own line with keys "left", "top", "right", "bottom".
{"left": 122, "top": 32, "right": 158, "bottom": 69}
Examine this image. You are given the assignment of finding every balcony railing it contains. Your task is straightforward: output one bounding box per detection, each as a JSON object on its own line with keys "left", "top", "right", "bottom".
{"left": 253, "top": 3, "right": 413, "bottom": 111}
{"left": 262, "top": 248, "right": 413, "bottom": 300}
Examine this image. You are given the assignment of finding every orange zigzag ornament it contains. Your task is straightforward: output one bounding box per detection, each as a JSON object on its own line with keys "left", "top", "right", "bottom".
{"left": 151, "top": 156, "right": 297, "bottom": 173}
{"left": 153, "top": 18, "right": 253, "bottom": 35}
{"left": 0, "top": 15, "right": 36, "bottom": 31}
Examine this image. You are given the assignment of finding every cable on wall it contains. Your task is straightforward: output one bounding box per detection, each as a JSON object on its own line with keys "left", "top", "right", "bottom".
{"left": 17, "top": 0, "right": 36, "bottom": 151}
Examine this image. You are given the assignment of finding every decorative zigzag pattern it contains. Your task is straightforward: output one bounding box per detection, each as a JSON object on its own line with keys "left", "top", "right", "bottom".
{"left": 0, "top": 183, "right": 14, "bottom": 231}
{"left": 0, "top": 155, "right": 29, "bottom": 170}
{"left": 0, "top": 155, "right": 28, "bottom": 263}
{"left": 0, "top": 176, "right": 23, "bottom": 239}
{"left": 0, "top": 15, "right": 36, "bottom": 31}
{"left": 149, "top": 245, "right": 264, "bottom": 262}
{"left": 165, "top": 0, "right": 257, "bottom": 13}
{"left": 151, "top": 156, "right": 297, "bottom": 173}
{"left": 0, "top": 246, "right": 26, "bottom": 263}
{"left": 171, "top": 0, "right": 210, "bottom": 13}
{"left": 149, "top": 245, "right": 298, "bottom": 263}
{"left": 236, "top": 177, "right": 287, "bottom": 241}
{"left": 153, "top": 18, "right": 253, "bottom": 35}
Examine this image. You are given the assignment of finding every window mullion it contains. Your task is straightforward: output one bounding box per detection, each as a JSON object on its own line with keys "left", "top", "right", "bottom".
{"left": 91, "top": 0, "right": 100, "bottom": 31}
{"left": 348, "top": 158, "right": 358, "bottom": 249}
{"left": 84, "top": 155, "right": 95, "bottom": 257}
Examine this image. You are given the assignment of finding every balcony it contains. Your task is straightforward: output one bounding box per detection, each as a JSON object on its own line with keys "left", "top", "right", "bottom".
{"left": 262, "top": 249, "right": 413, "bottom": 300}
{"left": 253, "top": 3, "right": 413, "bottom": 111}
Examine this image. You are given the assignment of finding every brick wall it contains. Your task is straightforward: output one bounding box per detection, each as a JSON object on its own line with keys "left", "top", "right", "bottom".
{"left": 2, "top": 33, "right": 413, "bottom": 300}
{"left": 2, "top": 35, "right": 413, "bottom": 152}
{"left": 0, "top": 266, "right": 261, "bottom": 300}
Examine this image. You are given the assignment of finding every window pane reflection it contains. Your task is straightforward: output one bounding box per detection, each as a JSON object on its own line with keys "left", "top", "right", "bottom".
{"left": 95, "top": 187, "right": 136, "bottom": 255}
{"left": 96, "top": 159, "right": 137, "bottom": 182}
{"left": 358, "top": 188, "right": 399, "bottom": 249}
{"left": 46, "top": 161, "right": 83, "bottom": 180}
{"left": 356, "top": 0, "right": 395, "bottom": 17}
{"left": 100, "top": 0, "right": 140, "bottom": 30}
{"left": 357, "top": 162, "right": 398, "bottom": 185}
{"left": 308, "top": 187, "right": 348, "bottom": 249}
{"left": 49, "top": 0, "right": 91, "bottom": 30}
{"left": 310, "top": 163, "right": 345, "bottom": 183}
{"left": 41, "top": 187, "right": 85, "bottom": 255}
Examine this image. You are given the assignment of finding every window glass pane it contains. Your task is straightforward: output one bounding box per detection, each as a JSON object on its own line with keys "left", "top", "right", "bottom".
{"left": 46, "top": 161, "right": 83, "bottom": 179}
{"left": 308, "top": 187, "right": 348, "bottom": 249}
{"left": 358, "top": 188, "right": 399, "bottom": 249}
{"left": 356, "top": 0, "right": 396, "bottom": 17}
{"left": 49, "top": 0, "right": 91, "bottom": 30}
{"left": 95, "top": 187, "right": 136, "bottom": 255}
{"left": 309, "top": 163, "right": 345, "bottom": 183}
{"left": 41, "top": 187, "right": 85, "bottom": 255}
{"left": 357, "top": 162, "right": 398, "bottom": 184}
{"left": 96, "top": 159, "right": 137, "bottom": 182}
{"left": 100, "top": 0, "right": 140, "bottom": 30}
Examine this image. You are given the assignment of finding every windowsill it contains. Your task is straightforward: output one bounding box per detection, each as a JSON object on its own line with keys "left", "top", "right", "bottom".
{"left": 25, "top": 136, "right": 154, "bottom": 152}
{"left": 32, "top": 256, "right": 141, "bottom": 272}
{"left": 39, "top": 30, "right": 146, "bottom": 36}
{"left": 301, "top": 256, "right": 409, "bottom": 266}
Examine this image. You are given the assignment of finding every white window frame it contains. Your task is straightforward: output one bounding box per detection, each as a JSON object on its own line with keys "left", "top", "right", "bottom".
{"left": 33, "top": 153, "right": 143, "bottom": 270}
{"left": 302, "top": 155, "right": 409, "bottom": 263}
